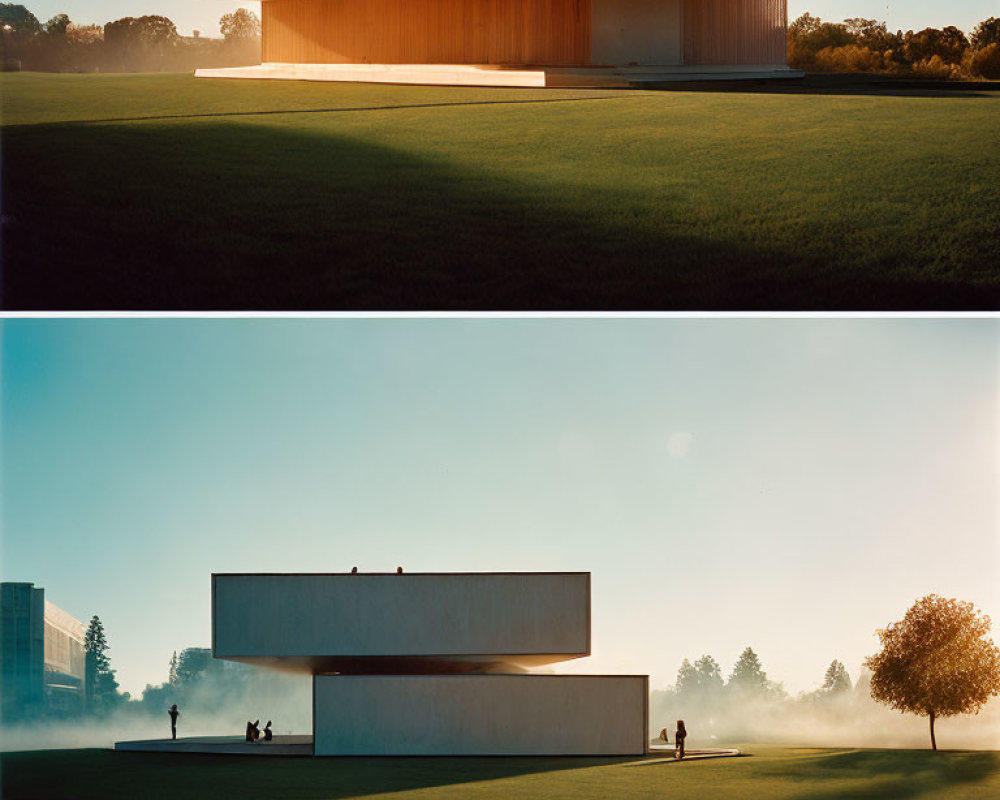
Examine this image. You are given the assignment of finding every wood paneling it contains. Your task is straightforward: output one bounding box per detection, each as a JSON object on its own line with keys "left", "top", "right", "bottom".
{"left": 683, "top": 0, "right": 786, "bottom": 65}
{"left": 262, "top": 0, "right": 591, "bottom": 65}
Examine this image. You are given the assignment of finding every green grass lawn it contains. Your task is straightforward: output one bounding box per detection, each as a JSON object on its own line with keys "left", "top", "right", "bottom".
{"left": 2, "top": 72, "right": 999, "bottom": 309}
{"left": 3, "top": 746, "right": 999, "bottom": 800}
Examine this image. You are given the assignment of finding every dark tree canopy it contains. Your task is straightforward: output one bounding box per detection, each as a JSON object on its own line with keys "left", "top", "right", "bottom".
{"left": 729, "top": 647, "right": 769, "bottom": 692}
{"left": 904, "top": 27, "right": 970, "bottom": 65}
{"left": 865, "top": 595, "right": 1000, "bottom": 749}
{"left": 0, "top": 3, "right": 40, "bottom": 38}
{"left": 971, "top": 17, "right": 1000, "bottom": 49}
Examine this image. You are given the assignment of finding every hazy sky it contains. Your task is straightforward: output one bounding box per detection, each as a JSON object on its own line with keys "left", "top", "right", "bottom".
{"left": 2, "top": 318, "right": 997, "bottom": 699}
{"left": 21, "top": 0, "right": 1000, "bottom": 39}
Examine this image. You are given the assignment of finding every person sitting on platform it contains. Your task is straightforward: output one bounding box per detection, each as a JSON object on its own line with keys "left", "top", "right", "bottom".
{"left": 264, "top": 721, "right": 273, "bottom": 741}
{"left": 659, "top": 727, "right": 668, "bottom": 743}
{"left": 246, "top": 721, "right": 254, "bottom": 742}
{"left": 674, "top": 720, "right": 687, "bottom": 760}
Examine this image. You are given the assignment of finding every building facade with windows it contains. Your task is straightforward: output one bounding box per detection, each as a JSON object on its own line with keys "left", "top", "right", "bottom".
{"left": 1, "top": 582, "right": 86, "bottom": 721}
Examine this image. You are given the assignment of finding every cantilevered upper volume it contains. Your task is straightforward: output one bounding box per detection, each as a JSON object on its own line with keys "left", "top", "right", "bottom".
{"left": 212, "top": 572, "right": 590, "bottom": 674}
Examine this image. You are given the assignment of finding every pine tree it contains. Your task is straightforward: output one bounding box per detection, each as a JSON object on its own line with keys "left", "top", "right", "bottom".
{"left": 729, "top": 646, "right": 769, "bottom": 692}
{"left": 822, "top": 660, "right": 852, "bottom": 693}
{"left": 694, "top": 654, "right": 725, "bottom": 692}
{"left": 84, "top": 616, "right": 110, "bottom": 673}
{"left": 168, "top": 651, "right": 179, "bottom": 686}
{"left": 676, "top": 659, "right": 699, "bottom": 693}
{"left": 84, "top": 615, "right": 119, "bottom": 713}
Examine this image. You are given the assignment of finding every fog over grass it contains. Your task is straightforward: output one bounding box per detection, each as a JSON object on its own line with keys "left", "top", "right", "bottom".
{"left": 651, "top": 683, "right": 1000, "bottom": 751}
{"left": 0, "top": 667, "right": 312, "bottom": 752}
{"left": 4, "top": 667, "right": 998, "bottom": 752}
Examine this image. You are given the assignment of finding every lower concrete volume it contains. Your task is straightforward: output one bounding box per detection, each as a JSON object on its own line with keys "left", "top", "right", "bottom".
{"left": 313, "top": 674, "right": 648, "bottom": 755}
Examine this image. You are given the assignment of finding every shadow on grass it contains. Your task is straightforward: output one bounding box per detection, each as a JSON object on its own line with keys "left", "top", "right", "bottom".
{"left": 24, "top": 95, "right": 620, "bottom": 127}
{"left": 0, "top": 748, "right": 631, "bottom": 800}
{"left": 644, "top": 73, "right": 1000, "bottom": 98}
{"left": 3, "top": 116, "right": 996, "bottom": 309}
{"left": 776, "top": 749, "right": 1000, "bottom": 800}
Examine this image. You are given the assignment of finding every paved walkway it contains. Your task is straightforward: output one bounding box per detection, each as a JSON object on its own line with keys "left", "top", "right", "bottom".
{"left": 114, "top": 735, "right": 313, "bottom": 756}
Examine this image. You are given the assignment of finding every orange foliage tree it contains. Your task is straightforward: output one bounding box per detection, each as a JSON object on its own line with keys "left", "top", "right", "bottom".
{"left": 865, "top": 595, "right": 1000, "bottom": 750}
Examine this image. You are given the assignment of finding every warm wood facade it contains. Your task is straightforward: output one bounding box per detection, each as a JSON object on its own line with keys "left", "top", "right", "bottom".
{"left": 262, "top": 0, "right": 592, "bottom": 65}
{"left": 260, "top": 0, "right": 787, "bottom": 67}
{"left": 683, "top": 0, "right": 786, "bottom": 65}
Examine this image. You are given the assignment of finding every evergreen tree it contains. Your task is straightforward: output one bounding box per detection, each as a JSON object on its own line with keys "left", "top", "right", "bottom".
{"left": 822, "top": 660, "right": 853, "bottom": 693}
{"left": 168, "top": 651, "right": 179, "bottom": 686}
{"left": 675, "top": 659, "right": 699, "bottom": 693}
{"left": 728, "top": 646, "right": 769, "bottom": 692}
{"left": 84, "top": 616, "right": 110, "bottom": 672}
{"left": 84, "top": 615, "right": 119, "bottom": 713}
{"left": 694, "top": 654, "right": 725, "bottom": 692}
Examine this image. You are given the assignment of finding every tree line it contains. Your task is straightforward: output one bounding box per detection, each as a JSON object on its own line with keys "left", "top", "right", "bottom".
{"left": 656, "top": 596, "right": 1000, "bottom": 749}
{"left": 0, "top": 4, "right": 261, "bottom": 72}
{"left": 788, "top": 14, "right": 1000, "bottom": 79}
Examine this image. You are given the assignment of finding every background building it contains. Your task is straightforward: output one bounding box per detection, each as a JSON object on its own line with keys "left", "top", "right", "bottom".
{"left": 1, "top": 582, "right": 86, "bottom": 721}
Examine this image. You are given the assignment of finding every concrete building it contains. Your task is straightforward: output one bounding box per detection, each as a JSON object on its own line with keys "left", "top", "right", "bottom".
{"left": 213, "top": 572, "right": 647, "bottom": 755}
{"left": 1, "top": 582, "right": 86, "bottom": 721}
{"left": 196, "top": 0, "right": 799, "bottom": 86}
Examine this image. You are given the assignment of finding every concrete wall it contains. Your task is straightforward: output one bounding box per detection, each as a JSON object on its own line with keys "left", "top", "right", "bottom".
{"left": 313, "top": 674, "right": 648, "bottom": 755}
{"left": 591, "top": 0, "right": 682, "bottom": 65}
{"left": 213, "top": 573, "right": 589, "bottom": 662}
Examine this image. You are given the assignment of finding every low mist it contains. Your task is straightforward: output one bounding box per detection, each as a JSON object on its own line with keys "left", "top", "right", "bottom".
{"left": 650, "top": 684, "right": 1000, "bottom": 751}
{"left": 0, "top": 666, "right": 312, "bottom": 752}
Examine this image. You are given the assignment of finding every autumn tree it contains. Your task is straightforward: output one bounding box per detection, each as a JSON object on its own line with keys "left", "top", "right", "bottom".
{"left": 904, "top": 27, "right": 969, "bottom": 65}
{"left": 970, "top": 17, "right": 1000, "bottom": 49}
{"left": 865, "top": 595, "right": 1000, "bottom": 750}
{"left": 728, "top": 647, "right": 769, "bottom": 693}
{"left": 219, "top": 8, "right": 260, "bottom": 40}
{"left": 822, "top": 659, "right": 852, "bottom": 693}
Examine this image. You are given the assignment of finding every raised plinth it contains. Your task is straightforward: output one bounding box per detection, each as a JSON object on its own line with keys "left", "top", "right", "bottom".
{"left": 194, "top": 62, "right": 803, "bottom": 88}
{"left": 213, "top": 572, "right": 589, "bottom": 673}
{"left": 195, "top": 63, "right": 546, "bottom": 87}
{"left": 314, "top": 674, "right": 648, "bottom": 755}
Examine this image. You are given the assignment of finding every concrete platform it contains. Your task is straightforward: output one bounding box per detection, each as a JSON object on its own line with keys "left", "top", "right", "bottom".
{"left": 194, "top": 62, "right": 803, "bottom": 88}
{"left": 115, "top": 735, "right": 313, "bottom": 756}
{"left": 194, "top": 63, "right": 546, "bottom": 87}
{"left": 645, "top": 746, "right": 743, "bottom": 761}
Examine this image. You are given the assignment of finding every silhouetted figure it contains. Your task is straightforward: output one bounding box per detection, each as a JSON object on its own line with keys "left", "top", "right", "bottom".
{"left": 245, "top": 721, "right": 254, "bottom": 742}
{"left": 675, "top": 720, "right": 687, "bottom": 759}
{"left": 264, "top": 721, "right": 273, "bottom": 741}
{"left": 396, "top": 567, "right": 403, "bottom": 574}
{"left": 252, "top": 719, "right": 261, "bottom": 742}
{"left": 659, "top": 727, "right": 669, "bottom": 743}
{"left": 351, "top": 566, "right": 358, "bottom": 573}
{"left": 168, "top": 704, "right": 179, "bottom": 741}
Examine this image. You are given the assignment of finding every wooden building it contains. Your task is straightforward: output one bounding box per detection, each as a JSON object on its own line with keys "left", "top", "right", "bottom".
{"left": 198, "top": 0, "right": 794, "bottom": 86}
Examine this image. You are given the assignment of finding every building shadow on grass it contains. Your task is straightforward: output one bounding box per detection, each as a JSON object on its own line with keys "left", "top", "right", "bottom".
{"left": 645, "top": 73, "right": 1000, "bottom": 99}
{"left": 1, "top": 749, "right": 633, "bottom": 800}
{"left": 2, "top": 118, "right": 995, "bottom": 310}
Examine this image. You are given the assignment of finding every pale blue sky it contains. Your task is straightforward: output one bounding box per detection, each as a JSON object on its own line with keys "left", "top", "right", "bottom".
{"left": 2, "top": 319, "right": 997, "bottom": 698}
{"left": 22, "top": 0, "right": 1000, "bottom": 39}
